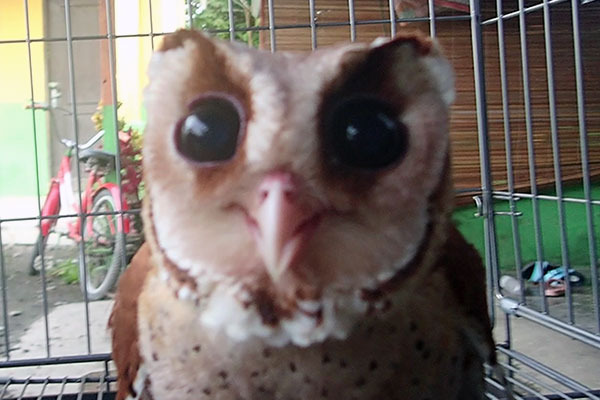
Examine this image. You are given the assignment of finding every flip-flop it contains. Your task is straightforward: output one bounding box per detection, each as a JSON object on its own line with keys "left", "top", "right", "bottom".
{"left": 543, "top": 268, "right": 585, "bottom": 287}
{"left": 521, "top": 261, "right": 548, "bottom": 283}
{"left": 521, "top": 261, "right": 585, "bottom": 286}
{"left": 544, "top": 279, "right": 566, "bottom": 297}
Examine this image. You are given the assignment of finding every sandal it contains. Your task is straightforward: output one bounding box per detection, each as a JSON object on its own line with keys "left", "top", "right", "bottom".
{"left": 543, "top": 268, "right": 585, "bottom": 287}
{"left": 544, "top": 279, "right": 566, "bottom": 297}
{"left": 521, "top": 261, "right": 585, "bottom": 286}
{"left": 521, "top": 261, "right": 548, "bottom": 283}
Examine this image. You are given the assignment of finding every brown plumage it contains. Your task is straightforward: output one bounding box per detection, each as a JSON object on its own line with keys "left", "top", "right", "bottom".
{"left": 110, "top": 29, "right": 496, "bottom": 399}
{"left": 109, "top": 244, "right": 150, "bottom": 399}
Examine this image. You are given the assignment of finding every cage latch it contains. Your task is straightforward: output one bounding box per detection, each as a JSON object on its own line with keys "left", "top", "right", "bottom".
{"left": 472, "top": 195, "right": 523, "bottom": 218}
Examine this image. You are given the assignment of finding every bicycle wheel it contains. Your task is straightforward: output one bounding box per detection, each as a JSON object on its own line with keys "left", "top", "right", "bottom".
{"left": 28, "top": 232, "right": 49, "bottom": 275}
{"left": 79, "top": 188, "right": 125, "bottom": 300}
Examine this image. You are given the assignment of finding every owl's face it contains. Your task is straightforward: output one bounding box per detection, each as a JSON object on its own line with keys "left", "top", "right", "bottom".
{"left": 142, "top": 30, "right": 454, "bottom": 345}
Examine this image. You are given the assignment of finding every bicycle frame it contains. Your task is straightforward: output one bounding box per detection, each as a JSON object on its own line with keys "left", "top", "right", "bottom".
{"left": 39, "top": 146, "right": 131, "bottom": 241}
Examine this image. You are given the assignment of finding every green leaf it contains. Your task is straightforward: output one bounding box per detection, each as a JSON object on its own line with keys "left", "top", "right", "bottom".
{"left": 186, "top": 0, "right": 260, "bottom": 47}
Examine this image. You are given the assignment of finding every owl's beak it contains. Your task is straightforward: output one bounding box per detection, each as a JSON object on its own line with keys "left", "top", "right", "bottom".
{"left": 248, "top": 172, "right": 320, "bottom": 282}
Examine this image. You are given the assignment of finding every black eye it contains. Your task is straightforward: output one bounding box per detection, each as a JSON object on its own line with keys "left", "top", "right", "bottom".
{"left": 175, "top": 95, "right": 242, "bottom": 163}
{"left": 326, "top": 96, "right": 408, "bottom": 170}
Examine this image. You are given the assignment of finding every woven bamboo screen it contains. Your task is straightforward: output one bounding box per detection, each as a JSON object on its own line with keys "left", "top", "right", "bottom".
{"left": 480, "top": 3, "right": 600, "bottom": 194}
{"left": 262, "top": 1, "right": 600, "bottom": 203}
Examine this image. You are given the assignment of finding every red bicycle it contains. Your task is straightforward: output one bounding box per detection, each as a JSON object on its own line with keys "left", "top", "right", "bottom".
{"left": 29, "top": 130, "right": 140, "bottom": 300}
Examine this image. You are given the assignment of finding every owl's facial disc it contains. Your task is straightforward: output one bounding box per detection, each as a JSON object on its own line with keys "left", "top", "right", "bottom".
{"left": 244, "top": 172, "right": 323, "bottom": 283}
{"left": 142, "top": 30, "right": 456, "bottom": 345}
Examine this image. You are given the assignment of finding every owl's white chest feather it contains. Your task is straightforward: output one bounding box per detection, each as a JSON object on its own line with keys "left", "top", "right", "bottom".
{"left": 155, "top": 269, "right": 370, "bottom": 348}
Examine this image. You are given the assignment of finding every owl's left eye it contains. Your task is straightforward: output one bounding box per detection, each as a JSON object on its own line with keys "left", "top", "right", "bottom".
{"left": 325, "top": 96, "right": 408, "bottom": 170}
{"left": 175, "top": 95, "right": 242, "bottom": 163}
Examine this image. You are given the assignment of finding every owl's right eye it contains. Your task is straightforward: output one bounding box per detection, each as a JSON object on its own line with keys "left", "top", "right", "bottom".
{"left": 174, "top": 95, "right": 243, "bottom": 164}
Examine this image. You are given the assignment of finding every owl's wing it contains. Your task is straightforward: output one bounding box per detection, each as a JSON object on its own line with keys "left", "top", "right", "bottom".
{"left": 441, "top": 225, "right": 495, "bottom": 360}
{"left": 109, "top": 243, "right": 152, "bottom": 400}
{"left": 439, "top": 225, "right": 501, "bottom": 399}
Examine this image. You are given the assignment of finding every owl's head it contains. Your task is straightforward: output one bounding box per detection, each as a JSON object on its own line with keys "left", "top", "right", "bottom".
{"left": 142, "top": 30, "right": 455, "bottom": 346}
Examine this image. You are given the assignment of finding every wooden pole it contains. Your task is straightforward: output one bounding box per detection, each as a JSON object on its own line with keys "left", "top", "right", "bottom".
{"left": 99, "top": 0, "right": 114, "bottom": 106}
{"left": 98, "top": 0, "right": 118, "bottom": 182}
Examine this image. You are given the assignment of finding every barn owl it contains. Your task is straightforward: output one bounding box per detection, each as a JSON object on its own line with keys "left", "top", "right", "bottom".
{"left": 110, "top": 29, "right": 498, "bottom": 400}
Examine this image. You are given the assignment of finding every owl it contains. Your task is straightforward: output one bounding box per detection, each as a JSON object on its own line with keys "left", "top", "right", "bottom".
{"left": 110, "top": 29, "right": 498, "bottom": 400}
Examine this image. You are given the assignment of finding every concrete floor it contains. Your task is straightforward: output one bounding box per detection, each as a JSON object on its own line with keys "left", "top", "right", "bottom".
{"left": 492, "top": 303, "right": 600, "bottom": 394}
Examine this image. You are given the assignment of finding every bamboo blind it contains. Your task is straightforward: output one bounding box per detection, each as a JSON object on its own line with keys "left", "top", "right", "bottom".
{"left": 262, "top": 0, "right": 600, "bottom": 202}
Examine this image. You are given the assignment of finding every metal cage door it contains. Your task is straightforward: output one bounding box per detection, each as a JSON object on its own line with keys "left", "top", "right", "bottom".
{"left": 471, "top": 0, "right": 600, "bottom": 397}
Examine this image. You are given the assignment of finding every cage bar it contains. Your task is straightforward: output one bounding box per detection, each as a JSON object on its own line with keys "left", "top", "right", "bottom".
{"left": 517, "top": 0, "right": 549, "bottom": 313}
{"left": 348, "top": 0, "right": 357, "bottom": 42}
{"left": 542, "top": 0, "right": 574, "bottom": 323}
{"left": 23, "top": 0, "right": 51, "bottom": 360}
{"left": 570, "top": 0, "right": 600, "bottom": 335}
{"left": 308, "top": 0, "right": 317, "bottom": 49}
{"left": 494, "top": 0, "right": 525, "bottom": 305}
{"left": 62, "top": 0, "right": 93, "bottom": 355}
{"left": 388, "top": 0, "right": 396, "bottom": 37}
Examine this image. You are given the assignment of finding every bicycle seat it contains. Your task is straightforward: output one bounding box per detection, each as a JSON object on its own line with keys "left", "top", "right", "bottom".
{"left": 78, "top": 149, "right": 115, "bottom": 165}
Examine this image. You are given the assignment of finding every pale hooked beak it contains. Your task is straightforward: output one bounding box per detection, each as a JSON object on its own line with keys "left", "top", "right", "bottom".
{"left": 247, "top": 172, "right": 320, "bottom": 282}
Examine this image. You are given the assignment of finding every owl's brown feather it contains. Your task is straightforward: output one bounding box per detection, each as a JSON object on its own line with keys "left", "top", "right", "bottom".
{"left": 109, "top": 243, "right": 151, "bottom": 400}
{"left": 441, "top": 225, "right": 495, "bottom": 356}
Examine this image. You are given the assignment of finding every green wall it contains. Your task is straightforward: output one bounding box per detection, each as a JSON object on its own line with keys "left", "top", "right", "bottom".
{"left": 0, "top": 104, "right": 49, "bottom": 196}
{"left": 454, "top": 183, "right": 600, "bottom": 270}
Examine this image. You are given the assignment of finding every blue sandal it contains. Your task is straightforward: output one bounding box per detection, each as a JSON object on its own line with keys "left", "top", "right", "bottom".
{"left": 520, "top": 261, "right": 584, "bottom": 287}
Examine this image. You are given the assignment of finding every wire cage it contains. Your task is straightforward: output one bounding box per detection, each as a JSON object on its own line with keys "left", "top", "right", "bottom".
{"left": 0, "top": 0, "right": 598, "bottom": 399}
